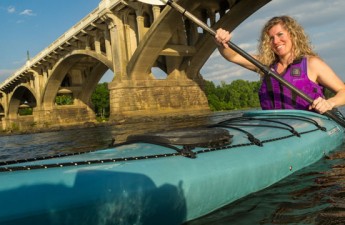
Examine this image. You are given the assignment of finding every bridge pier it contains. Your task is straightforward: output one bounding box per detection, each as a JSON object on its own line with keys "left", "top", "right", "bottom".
{"left": 108, "top": 79, "right": 210, "bottom": 121}
{"left": 37, "top": 106, "right": 96, "bottom": 127}
{"left": 2, "top": 106, "right": 96, "bottom": 132}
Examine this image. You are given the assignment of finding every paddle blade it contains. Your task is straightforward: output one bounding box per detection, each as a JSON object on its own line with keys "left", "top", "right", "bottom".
{"left": 137, "top": 0, "right": 167, "bottom": 6}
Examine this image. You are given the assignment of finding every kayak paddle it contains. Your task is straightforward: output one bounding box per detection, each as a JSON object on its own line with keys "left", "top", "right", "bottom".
{"left": 137, "top": 0, "right": 345, "bottom": 128}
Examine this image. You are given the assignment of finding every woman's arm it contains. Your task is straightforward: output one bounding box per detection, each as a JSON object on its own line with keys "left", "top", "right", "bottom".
{"left": 308, "top": 56, "right": 345, "bottom": 113}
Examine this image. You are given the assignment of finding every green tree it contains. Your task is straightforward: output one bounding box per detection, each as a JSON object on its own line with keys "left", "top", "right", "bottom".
{"left": 18, "top": 107, "right": 33, "bottom": 116}
{"left": 91, "top": 82, "right": 110, "bottom": 119}
{"left": 204, "top": 79, "right": 261, "bottom": 111}
{"left": 55, "top": 94, "right": 74, "bottom": 105}
{"left": 207, "top": 93, "right": 221, "bottom": 111}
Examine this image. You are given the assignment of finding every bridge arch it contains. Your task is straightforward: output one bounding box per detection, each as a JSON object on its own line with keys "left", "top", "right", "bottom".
{"left": 42, "top": 50, "right": 112, "bottom": 109}
{"left": 8, "top": 85, "right": 37, "bottom": 119}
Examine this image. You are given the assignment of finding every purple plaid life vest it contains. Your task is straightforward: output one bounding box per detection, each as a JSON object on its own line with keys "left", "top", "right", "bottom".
{"left": 258, "top": 57, "right": 324, "bottom": 110}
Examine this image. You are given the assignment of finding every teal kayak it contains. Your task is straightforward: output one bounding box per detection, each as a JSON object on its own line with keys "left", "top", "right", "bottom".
{"left": 0, "top": 110, "right": 344, "bottom": 225}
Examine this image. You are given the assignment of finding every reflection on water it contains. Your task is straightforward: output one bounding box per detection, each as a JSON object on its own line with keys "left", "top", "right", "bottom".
{"left": 1, "top": 110, "right": 345, "bottom": 224}
{"left": 0, "top": 111, "right": 239, "bottom": 162}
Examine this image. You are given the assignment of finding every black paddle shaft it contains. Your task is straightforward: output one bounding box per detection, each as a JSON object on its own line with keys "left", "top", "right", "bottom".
{"left": 166, "top": 0, "right": 345, "bottom": 128}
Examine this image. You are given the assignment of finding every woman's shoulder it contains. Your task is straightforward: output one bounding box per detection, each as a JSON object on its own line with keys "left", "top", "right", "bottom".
{"left": 305, "top": 55, "right": 327, "bottom": 69}
{"left": 305, "top": 55, "right": 324, "bottom": 63}
{"left": 305, "top": 55, "right": 335, "bottom": 81}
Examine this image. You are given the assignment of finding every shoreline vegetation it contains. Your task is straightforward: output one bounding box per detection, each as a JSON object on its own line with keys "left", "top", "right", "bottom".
{"left": 204, "top": 80, "right": 261, "bottom": 111}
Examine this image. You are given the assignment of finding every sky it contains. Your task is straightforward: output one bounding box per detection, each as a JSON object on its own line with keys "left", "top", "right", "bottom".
{"left": 1, "top": 0, "right": 345, "bottom": 85}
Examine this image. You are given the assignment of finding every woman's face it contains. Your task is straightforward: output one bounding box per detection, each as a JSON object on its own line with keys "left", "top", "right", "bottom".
{"left": 268, "top": 23, "right": 293, "bottom": 58}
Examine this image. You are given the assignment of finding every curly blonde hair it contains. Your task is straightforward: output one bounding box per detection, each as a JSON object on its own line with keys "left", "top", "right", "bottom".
{"left": 257, "top": 16, "right": 317, "bottom": 68}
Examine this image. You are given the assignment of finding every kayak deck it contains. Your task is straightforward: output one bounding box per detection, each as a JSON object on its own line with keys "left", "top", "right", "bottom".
{"left": 0, "top": 110, "right": 344, "bottom": 225}
{"left": 0, "top": 110, "right": 339, "bottom": 171}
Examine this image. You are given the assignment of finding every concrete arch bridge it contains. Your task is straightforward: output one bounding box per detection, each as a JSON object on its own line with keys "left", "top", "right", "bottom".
{"left": 0, "top": 0, "right": 270, "bottom": 131}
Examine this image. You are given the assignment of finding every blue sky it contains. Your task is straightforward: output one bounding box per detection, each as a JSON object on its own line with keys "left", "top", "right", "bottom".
{"left": 1, "top": 0, "right": 345, "bottom": 85}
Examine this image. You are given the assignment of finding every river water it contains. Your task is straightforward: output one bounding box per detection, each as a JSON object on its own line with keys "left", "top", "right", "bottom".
{"left": 1, "top": 110, "right": 345, "bottom": 224}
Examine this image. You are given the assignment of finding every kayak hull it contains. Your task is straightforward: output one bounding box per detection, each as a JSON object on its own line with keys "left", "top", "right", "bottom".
{"left": 0, "top": 110, "right": 344, "bottom": 225}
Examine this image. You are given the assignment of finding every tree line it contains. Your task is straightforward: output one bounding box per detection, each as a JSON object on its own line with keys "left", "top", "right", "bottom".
{"left": 204, "top": 80, "right": 261, "bottom": 111}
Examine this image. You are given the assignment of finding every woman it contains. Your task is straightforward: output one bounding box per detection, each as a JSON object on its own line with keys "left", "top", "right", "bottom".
{"left": 215, "top": 16, "right": 345, "bottom": 114}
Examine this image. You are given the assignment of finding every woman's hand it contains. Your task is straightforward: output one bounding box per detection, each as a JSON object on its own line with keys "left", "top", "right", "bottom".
{"left": 309, "top": 97, "right": 335, "bottom": 114}
{"left": 215, "top": 28, "right": 232, "bottom": 48}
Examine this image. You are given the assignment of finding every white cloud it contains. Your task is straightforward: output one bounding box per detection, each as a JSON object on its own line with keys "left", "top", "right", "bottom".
{"left": 19, "top": 9, "right": 35, "bottom": 16}
{"left": 202, "top": 65, "right": 259, "bottom": 84}
{"left": 201, "top": 51, "right": 259, "bottom": 84}
{"left": 7, "top": 6, "right": 15, "bottom": 13}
